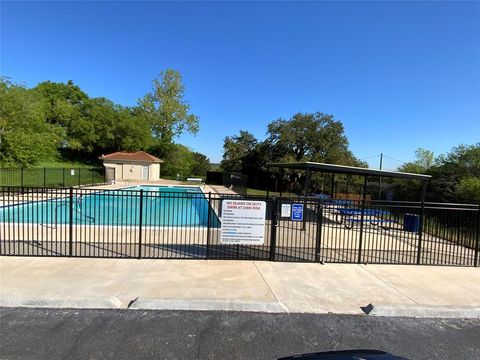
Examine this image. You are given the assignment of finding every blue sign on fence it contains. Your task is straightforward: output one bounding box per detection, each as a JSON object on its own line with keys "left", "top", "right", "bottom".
{"left": 291, "top": 203, "right": 304, "bottom": 221}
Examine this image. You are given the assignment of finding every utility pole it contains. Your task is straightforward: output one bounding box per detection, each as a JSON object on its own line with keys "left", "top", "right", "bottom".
{"left": 378, "top": 153, "right": 383, "bottom": 200}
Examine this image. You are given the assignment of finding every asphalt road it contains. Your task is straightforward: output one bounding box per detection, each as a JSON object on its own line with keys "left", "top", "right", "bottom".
{"left": 1, "top": 308, "right": 479, "bottom": 360}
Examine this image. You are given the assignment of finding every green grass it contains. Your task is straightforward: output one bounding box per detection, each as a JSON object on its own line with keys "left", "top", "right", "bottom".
{"left": 34, "top": 160, "right": 100, "bottom": 169}
{"left": 247, "top": 188, "right": 297, "bottom": 197}
{"left": 0, "top": 168, "right": 105, "bottom": 187}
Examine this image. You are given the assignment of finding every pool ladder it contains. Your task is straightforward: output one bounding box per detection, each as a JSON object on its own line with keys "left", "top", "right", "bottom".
{"left": 41, "top": 195, "right": 95, "bottom": 228}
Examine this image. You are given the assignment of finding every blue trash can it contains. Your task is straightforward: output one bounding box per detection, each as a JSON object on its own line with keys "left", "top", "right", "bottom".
{"left": 403, "top": 213, "right": 420, "bottom": 233}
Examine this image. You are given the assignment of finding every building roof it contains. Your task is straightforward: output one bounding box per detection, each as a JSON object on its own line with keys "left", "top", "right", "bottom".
{"left": 267, "top": 161, "right": 431, "bottom": 181}
{"left": 99, "top": 151, "right": 163, "bottom": 163}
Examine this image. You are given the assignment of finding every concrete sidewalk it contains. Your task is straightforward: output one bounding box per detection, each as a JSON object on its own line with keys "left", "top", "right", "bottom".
{"left": 1, "top": 257, "right": 479, "bottom": 316}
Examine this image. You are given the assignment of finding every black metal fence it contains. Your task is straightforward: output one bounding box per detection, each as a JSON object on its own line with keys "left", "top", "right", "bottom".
{"left": 0, "top": 186, "right": 478, "bottom": 266}
{"left": 0, "top": 168, "right": 105, "bottom": 188}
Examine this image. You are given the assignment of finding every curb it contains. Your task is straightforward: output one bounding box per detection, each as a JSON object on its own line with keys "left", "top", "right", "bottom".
{"left": 129, "top": 298, "right": 288, "bottom": 313}
{"left": 363, "top": 303, "right": 480, "bottom": 319}
{"left": 0, "top": 296, "right": 123, "bottom": 309}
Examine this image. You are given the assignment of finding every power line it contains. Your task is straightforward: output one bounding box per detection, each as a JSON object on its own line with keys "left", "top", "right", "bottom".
{"left": 383, "top": 155, "right": 406, "bottom": 165}
{"left": 359, "top": 154, "right": 381, "bottom": 160}
{"left": 359, "top": 153, "right": 409, "bottom": 168}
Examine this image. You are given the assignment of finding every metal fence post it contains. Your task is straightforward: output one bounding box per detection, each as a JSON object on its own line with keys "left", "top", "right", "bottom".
{"left": 269, "top": 197, "right": 278, "bottom": 261}
{"left": 474, "top": 207, "right": 479, "bottom": 267}
{"left": 69, "top": 187, "right": 74, "bottom": 257}
{"left": 206, "top": 192, "right": 212, "bottom": 259}
{"left": 416, "top": 181, "right": 427, "bottom": 265}
{"left": 315, "top": 201, "right": 323, "bottom": 262}
{"left": 138, "top": 189, "right": 144, "bottom": 259}
{"left": 416, "top": 201, "right": 426, "bottom": 265}
{"left": 357, "top": 176, "right": 368, "bottom": 264}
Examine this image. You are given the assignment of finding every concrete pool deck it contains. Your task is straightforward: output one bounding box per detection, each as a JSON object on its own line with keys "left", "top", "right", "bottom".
{"left": 1, "top": 257, "right": 479, "bottom": 317}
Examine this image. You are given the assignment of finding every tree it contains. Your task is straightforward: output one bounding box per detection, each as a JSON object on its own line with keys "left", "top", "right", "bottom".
{"left": 160, "top": 143, "right": 195, "bottom": 179}
{"left": 138, "top": 69, "right": 199, "bottom": 145}
{"left": 266, "top": 112, "right": 363, "bottom": 166}
{"left": 33, "top": 80, "right": 96, "bottom": 156}
{"left": 399, "top": 148, "right": 434, "bottom": 174}
{"left": 0, "top": 73, "right": 199, "bottom": 167}
{"left": 221, "top": 130, "right": 258, "bottom": 172}
{"left": 191, "top": 152, "right": 211, "bottom": 177}
{"left": 429, "top": 144, "right": 480, "bottom": 201}
{"left": 0, "top": 79, "right": 60, "bottom": 166}
{"left": 456, "top": 177, "right": 480, "bottom": 201}
{"left": 395, "top": 144, "right": 480, "bottom": 202}
{"left": 112, "top": 108, "right": 152, "bottom": 152}
{"left": 264, "top": 112, "right": 365, "bottom": 192}
{"left": 221, "top": 113, "right": 365, "bottom": 192}
{"left": 414, "top": 148, "right": 435, "bottom": 171}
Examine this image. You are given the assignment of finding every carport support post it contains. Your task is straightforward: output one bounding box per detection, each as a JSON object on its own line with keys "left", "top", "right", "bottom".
{"left": 416, "top": 181, "right": 427, "bottom": 265}
{"left": 279, "top": 168, "right": 284, "bottom": 197}
{"left": 330, "top": 173, "right": 335, "bottom": 198}
{"left": 302, "top": 169, "right": 311, "bottom": 231}
{"left": 357, "top": 176, "right": 368, "bottom": 264}
{"left": 266, "top": 166, "right": 270, "bottom": 198}
{"left": 269, "top": 197, "right": 278, "bottom": 261}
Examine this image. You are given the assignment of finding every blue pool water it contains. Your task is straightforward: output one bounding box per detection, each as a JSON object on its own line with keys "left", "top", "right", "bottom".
{"left": 0, "top": 186, "right": 220, "bottom": 227}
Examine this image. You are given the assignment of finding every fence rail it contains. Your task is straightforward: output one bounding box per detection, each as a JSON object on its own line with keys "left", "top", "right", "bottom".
{"left": 0, "top": 168, "right": 106, "bottom": 188}
{"left": 0, "top": 186, "right": 478, "bottom": 266}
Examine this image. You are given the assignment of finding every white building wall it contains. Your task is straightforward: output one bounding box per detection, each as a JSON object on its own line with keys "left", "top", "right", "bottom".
{"left": 103, "top": 161, "right": 161, "bottom": 182}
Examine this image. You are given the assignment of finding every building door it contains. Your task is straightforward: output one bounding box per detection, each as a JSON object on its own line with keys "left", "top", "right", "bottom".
{"left": 142, "top": 165, "right": 149, "bottom": 180}
{"left": 105, "top": 167, "right": 116, "bottom": 184}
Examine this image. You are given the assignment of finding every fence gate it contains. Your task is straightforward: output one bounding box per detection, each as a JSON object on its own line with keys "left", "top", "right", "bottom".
{"left": 273, "top": 198, "right": 321, "bottom": 262}
{"left": 205, "top": 195, "right": 274, "bottom": 261}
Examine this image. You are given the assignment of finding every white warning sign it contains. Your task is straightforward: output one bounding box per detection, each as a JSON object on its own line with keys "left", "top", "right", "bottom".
{"left": 281, "top": 204, "right": 291, "bottom": 218}
{"left": 220, "top": 200, "right": 266, "bottom": 245}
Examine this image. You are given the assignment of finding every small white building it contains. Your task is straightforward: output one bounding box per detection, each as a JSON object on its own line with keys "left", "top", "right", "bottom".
{"left": 99, "top": 151, "right": 163, "bottom": 183}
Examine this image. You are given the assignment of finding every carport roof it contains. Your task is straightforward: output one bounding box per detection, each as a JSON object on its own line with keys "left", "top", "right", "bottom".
{"left": 267, "top": 161, "right": 431, "bottom": 181}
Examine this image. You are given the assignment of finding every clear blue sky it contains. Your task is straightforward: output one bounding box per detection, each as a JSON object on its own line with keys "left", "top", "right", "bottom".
{"left": 1, "top": 1, "right": 479, "bottom": 169}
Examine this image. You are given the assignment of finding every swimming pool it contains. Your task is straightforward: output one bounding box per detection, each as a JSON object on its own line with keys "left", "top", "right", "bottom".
{"left": 0, "top": 185, "right": 220, "bottom": 227}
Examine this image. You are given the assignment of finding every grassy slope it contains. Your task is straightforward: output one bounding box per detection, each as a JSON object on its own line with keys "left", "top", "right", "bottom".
{"left": 34, "top": 160, "right": 101, "bottom": 169}
{"left": 1, "top": 159, "right": 104, "bottom": 187}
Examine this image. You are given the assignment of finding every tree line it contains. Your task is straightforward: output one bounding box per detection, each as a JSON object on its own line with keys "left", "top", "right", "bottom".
{"left": 396, "top": 145, "right": 480, "bottom": 202}
{"left": 221, "top": 115, "right": 479, "bottom": 202}
{"left": 220, "top": 112, "right": 367, "bottom": 193}
{"left": 2, "top": 70, "right": 477, "bottom": 201}
{"left": 0, "top": 70, "right": 210, "bottom": 178}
